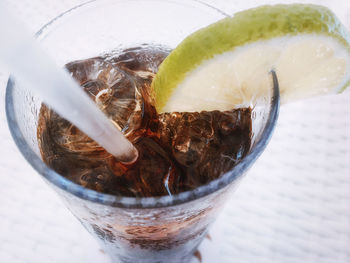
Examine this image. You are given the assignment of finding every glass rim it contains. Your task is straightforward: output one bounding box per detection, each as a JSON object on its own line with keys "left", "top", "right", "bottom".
{"left": 5, "top": 0, "right": 280, "bottom": 209}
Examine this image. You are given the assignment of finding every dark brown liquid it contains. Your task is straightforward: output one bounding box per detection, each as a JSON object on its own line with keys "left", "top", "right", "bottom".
{"left": 37, "top": 46, "right": 252, "bottom": 197}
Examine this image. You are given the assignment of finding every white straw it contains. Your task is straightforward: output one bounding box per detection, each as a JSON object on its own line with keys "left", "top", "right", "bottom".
{"left": 0, "top": 4, "right": 138, "bottom": 163}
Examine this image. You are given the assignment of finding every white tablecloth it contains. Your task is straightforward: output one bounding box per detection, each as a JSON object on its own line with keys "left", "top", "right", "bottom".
{"left": 1, "top": 1, "right": 350, "bottom": 262}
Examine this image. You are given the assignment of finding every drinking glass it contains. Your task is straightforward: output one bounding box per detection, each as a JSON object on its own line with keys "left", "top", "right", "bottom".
{"left": 5, "top": 0, "right": 279, "bottom": 262}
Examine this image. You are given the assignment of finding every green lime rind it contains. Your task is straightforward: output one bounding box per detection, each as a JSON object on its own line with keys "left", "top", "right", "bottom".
{"left": 340, "top": 78, "right": 350, "bottom": 93}
{"left": 152, "top": 4, "right": 350, "bottom": 113}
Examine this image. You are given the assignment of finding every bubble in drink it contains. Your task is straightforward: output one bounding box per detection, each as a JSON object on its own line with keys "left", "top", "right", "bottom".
{"left": 37, "top": 46, "right": 252, "bottom": 197}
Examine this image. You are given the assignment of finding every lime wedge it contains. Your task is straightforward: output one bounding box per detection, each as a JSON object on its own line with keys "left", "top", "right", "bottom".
{"left": 152, "top": 4, "right": 350, "bottom": 113}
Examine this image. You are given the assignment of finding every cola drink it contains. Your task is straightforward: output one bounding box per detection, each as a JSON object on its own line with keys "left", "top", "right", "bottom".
{"left": 37, "top": 45, "right": 252, "bottom": 198}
